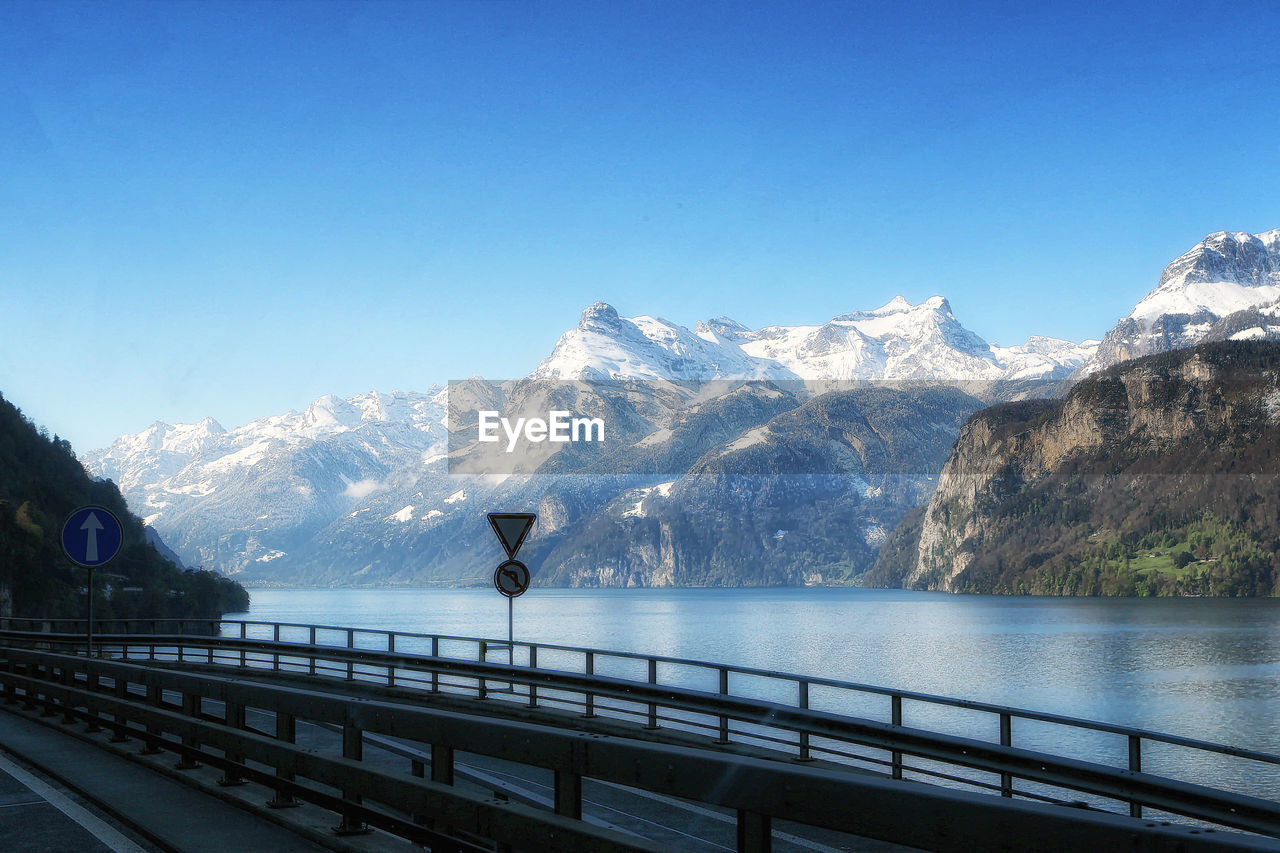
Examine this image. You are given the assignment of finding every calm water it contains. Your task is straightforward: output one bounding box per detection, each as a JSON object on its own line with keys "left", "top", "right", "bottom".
{"left": 230, "top": 587, "right": 1280, "bottom": 796}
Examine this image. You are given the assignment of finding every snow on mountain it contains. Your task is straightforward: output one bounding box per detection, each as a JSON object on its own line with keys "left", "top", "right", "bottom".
{"left": 531, "top": 302, "right": 792, "bottom": 381}
{"left": 81, "top": 232, "right": 1280, "bottom": 586}
{"left": 1080, "top": 230, "right": 1280, "bottom": 374}
{"left": 991, "top": 336, "right": 1099, "bottom": 381}
{"left": 87, "top": 295, "right": 1094, "bottom": 581}
{"left": 537, "top": 296, "right": 1093, "bottom": 383}
{"left": 90, "top": 417, "right": 228, "bottom": 492}
{"left": 82, "top": 389, "right": 449, "bottom": 570}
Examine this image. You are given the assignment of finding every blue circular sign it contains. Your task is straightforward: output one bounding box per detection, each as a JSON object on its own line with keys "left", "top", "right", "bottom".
{"left": 61, "top": 506, "right": 124, "bottom": 567}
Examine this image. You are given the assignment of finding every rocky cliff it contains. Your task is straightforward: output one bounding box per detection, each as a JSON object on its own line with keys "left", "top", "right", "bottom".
{"left": 870, "top": 341, "right": 1280, "bottom": 596}
{"left": 535, "top": 384, "right": 985, "bottom": 587}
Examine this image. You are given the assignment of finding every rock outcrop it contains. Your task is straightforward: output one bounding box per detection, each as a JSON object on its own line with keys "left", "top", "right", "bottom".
{"left": 871, "top": 341, "right": 1280, "bottom": 596}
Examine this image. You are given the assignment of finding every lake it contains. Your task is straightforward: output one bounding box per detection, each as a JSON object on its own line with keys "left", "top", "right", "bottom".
{"left": 229, "top": 587, "right": 1280, "bottom": 798}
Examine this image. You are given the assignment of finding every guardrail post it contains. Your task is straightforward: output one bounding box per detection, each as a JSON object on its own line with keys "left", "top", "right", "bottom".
{"left": 431, "top": 743, "right": 454, "bottom": 786}
{"left": 1129, "top": 735, "right": 1143, "bottom": 818}
{"left": 386, "top": 634, "right": 395, "bottom": 687}
{"left": 40, "top": 665, "right": 60, "bottom": 718}
{"left": 60, "top": 665, "right": 77, "bottom": 724}
{"left": 218, "top": 701, "right": 246, "bottom": 786}
{"left": 527, "top": 645, "right": 539, "bottom": 708}
{"left": 426, "top": 743, "right": 454, "bottom": 834}
{"left": 141, "top": 683, "right": 164, "bottom": 754}
{"left": 2, "top": 660, "right": 17, "bottom": 706}
{"left": 797, "top": 681, "right": 811, "bottom": 760}
{"left": 583, "top": 652, "right": 595, "bottom": 718}
{"left": 334, "top": 722, "right": 369, "bottom": 835}
{"left": 891, "top": 694, "right": 903, "bottom": 780}
{"left": 430, "top": 636, "right": 439, "bottom": 693}
{"left": 22, "top": 664, "right": 39, "bottom": 711}
{"left": 478, "top": 641, "right": 488, "bottom": 699}
{"left": 716, "top": 667, "right": 730, "bottom": 744}
{"left": 267, "top": 711, "right": 298, "bottom": 809}
{"left": 273, "top": 624, "right": 281, "bottom": 671}
{"left": 646, "top": 658, "right": 659, "bottom": 730}
{"left": 110, "top": 675, "right": 130, "bottom": 742}
{"left": 737, "top": 810, "right": 771, "bottom": 853}
{"left": 309, "top": 627, "right": 317, "bottom": 675}
{"left": 83, "top": 668, "right": 102, "bottom": 733}
{"left": 175, "top": 691, "right": 202, "bottom": 769}
{"left": 346, "top": 629, "right": 355, "bottom": 681}
{"left": 554, "top": 770, "right": 582, "bottom": 820}
{"left": 1000, "top": 713, "right": 1013, "bottom": 797}
{"left": 240, "top": 622, "right": 247, "bottom": 668}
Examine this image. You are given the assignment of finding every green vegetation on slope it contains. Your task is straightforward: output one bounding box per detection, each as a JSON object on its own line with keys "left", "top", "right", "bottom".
{"left": 0, "top": 391, "right": 248, "bottom": 618}
{"left": 961, "top": 506, "right": 1278, "bottom": 597}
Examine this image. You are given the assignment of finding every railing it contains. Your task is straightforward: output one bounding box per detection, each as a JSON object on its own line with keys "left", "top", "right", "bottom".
{"left": 3, "top": 617, "right": 1279, "bottom": 845}
{"left": 1, "top": 645, "right": 1274, "bottom": 853}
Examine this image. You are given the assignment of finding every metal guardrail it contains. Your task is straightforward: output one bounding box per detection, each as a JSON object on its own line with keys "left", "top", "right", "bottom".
{"left": 16, "top": 617, "right": 1277, "bottom": 803}
{"left": 2, "top": 617, "right": 1279, "bottom": 846}
{"left": 1, "top": 646, "right": 1275, "bottom": 853}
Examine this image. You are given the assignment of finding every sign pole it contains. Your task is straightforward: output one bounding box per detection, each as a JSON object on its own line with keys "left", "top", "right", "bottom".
{"left": 487, "top": 512, "right": 536, "bottom": 671}
{"left": 87, "top": 567, "right": 94, "bottom": 657}
{"left": 62, "top": 506, "right": 123, "bottom": 659}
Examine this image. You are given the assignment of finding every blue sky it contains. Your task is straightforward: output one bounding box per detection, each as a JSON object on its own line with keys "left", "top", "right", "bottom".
{"left": 2, "top": 0, "right": 1277, "bottom": 451}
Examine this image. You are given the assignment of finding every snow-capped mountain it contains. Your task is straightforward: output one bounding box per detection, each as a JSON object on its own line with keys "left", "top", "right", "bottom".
{"left": 88, "top": 228, "right": 1278, "bottom": 587}
{"left": 1080, "top": 230, "right": 1280, "bottom": 374}
{"left": 87, "top": 294, "right": 1088, "bottom": 584}
{"left": 536, "top": 296, "right": 1095, "bottom": 383}
{"left": 82, "top": 390, "right": 449, "bottom": 573}
{"left": 531, "top": 302, "right": 789, "bottom": 381}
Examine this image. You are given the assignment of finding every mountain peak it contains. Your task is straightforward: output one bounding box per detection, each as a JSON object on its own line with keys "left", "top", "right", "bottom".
{"left": 198, "top": 416, "right": 226, "bottom": 434}
{"left": 866, "top": 295, "right": 950, "bottom": 315}
{"left": 832, "top": 295, "right": 952, "bottom": 323}
{"left": 579, "top": 301, "right": 622, "bottom": 329}
{"left": 1079, "top": 228, "right": 1280, "bottom": 374}
{"left": 696, "top": 316, "right": 750, "bottom": 340}
{"left": 876, "top": 295, "right": 913, "bottom": 312}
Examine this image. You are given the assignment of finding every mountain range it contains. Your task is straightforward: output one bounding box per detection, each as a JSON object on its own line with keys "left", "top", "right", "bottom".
{"left": 82, "top": 229, "right": 1280, "bottom": 587}
{"left": 534, "top": 297, "right": 1095, "bottom": 383}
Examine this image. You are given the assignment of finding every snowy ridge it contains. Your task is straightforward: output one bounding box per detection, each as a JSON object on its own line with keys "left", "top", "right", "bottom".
{"left": 536, "top": 297, "right": 1094, "bottom": 383}
{"left": 992, "top": 336, "right": 1100, "bottom": 381}
{"left": 82, "top": 389, "right": 450, "bottom": 569}
{"left": 531, "top": 302, "right": 790, "bottom": 381}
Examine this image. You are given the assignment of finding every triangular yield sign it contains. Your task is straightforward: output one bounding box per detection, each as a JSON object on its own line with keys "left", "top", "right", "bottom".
{"left": 488, "top": 512, "right": 536, "bottom": 559}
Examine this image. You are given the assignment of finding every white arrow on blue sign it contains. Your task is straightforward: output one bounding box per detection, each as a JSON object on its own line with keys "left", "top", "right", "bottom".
{"left": 61, "top": 506, "right": 124, "bottom": 567}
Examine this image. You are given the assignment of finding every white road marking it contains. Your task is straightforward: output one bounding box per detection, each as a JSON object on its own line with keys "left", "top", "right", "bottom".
{"left": 0, "top": 750, "right": 148, "bottom": 853}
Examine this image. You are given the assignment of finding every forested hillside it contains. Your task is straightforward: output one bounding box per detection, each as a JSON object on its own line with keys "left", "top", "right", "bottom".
{"left": 0, "top": 391, "right": 248, "bottom": 618}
